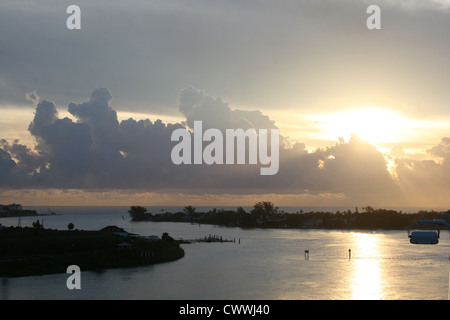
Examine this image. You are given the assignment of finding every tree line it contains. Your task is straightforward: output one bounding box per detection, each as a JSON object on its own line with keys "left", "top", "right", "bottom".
{"left": 128, "top": 202, "right": 450, "bottom": 230}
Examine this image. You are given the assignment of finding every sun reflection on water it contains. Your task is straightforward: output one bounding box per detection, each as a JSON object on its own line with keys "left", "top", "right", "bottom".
{"left": 349, "top": 233, "right": 384, "bottom": 300}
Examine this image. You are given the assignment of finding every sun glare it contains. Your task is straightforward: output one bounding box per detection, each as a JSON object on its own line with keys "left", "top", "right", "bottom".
{"left": 316, "top": 107, "right": 407, "bottom": 145}
{"left": 282, "top": 107, "right": 450, "bottom": 155}
{"left": 350, "top": 233, "right": 384, "bottom": 300}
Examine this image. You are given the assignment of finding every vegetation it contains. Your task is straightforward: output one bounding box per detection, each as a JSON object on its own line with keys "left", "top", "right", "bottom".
{"left": 130, "top": 203, "right": 450, "bottom": 230}
{"left": 128, "top": 205, "right": 149, "bottom": 221}
{"left": 0, "top": 226, "right": 184, "bottom": 277}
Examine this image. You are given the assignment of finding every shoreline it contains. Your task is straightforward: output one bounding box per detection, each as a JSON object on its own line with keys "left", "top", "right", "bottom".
{"left": 130, "top": 206, "right": 450, "bottom": 231}
{"left": 0, "top": 226, "right": 185, "bottom": 278}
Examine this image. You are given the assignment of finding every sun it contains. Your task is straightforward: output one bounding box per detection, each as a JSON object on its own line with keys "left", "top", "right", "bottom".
{"left": 317, "top": 107, "right": 406, "bottom": 145}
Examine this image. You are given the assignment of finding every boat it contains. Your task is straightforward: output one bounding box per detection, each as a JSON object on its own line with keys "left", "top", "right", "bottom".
{"left": 408, "top": 216, "right": 450, "bottom": 245}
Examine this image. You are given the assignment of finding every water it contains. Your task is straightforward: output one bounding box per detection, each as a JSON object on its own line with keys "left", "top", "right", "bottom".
{"left": 1, "top": 206, "right": 449, "bottom": 300}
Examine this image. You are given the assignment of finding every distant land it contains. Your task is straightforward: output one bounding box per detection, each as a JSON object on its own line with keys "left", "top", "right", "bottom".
{"left": 0, "top": 203, "right": 39, "bottom": 218}
{"left": 128, "top": 202, "right": 450, "bottom": 230}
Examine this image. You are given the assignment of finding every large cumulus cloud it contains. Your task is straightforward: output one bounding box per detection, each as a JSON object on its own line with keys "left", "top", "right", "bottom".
{"left": 0, "top": 87, "right": 448, "bottom": 206}
{"left": 1, "top": 89, "right": 182, "bottom": 189}
{"left": 179, "top": 87, "right": 278, "bottom": 133}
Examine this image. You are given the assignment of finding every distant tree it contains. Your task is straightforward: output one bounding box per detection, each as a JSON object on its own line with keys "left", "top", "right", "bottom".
{"left": 236, "top": 207, "right": 246, "bottom": 215}
{"left": 183, "top": 206, "right": 196, "bottom": 216}
{"left": 128, "top": 206, "right": 148, "bottom": 221}
{"left": 68, "top": 222, "right": 74, "bottom": 230}
{"left": 32, "top": 219, "right": 43, "bottom": 229}
{"left": 251, "top": 201, "right": 277, "bottom": 217}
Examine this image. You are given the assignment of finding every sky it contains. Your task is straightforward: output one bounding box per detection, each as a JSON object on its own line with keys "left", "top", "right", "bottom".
{"left": 1, "top": 0, "right": 450, "bottom": 209}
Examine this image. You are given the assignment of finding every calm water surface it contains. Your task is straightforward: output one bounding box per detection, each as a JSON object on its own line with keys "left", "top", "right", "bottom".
{"left": 1, "top": 207, "right": 449, "bottom": 300}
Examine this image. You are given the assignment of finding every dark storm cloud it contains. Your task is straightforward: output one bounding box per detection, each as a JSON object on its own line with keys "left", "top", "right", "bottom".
{"left": 0, "top": 88, "right": 407, "bottom": 204}
{"left": 0, "top": 147, "right": 16, "bottom": 178}
{"left": 14, "top": 89, "right": 184, "bottom": 189}
{"left": 1, "top": 86, "right": 449, "bottom": 207}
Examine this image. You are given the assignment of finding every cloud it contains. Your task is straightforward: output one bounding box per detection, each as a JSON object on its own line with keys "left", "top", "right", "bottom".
{"left": 390, "top": 137, "right": 450, "bottom": 206}
{"left": 28, "top": 100, "right": 59, "bottom": 138}
{"left": 0, "top": 1, "right": 449, "bottom": 207}
{"left": 2, "top": 0, "right": 450, "bottom": 118}
{"left": 178, "top": 87, "right": 277, "bottom": 132}
{"left": 390, "top": 144, "right": 405, "bottom": 157}
{"left": 427, "top": 137, "right": 450, "bottom": 160}
{"left": 0, "top": 87, "right": 409, "bottom": 204}
{"left": 18, "top": 89, "right": 183, "bottom": 189}
{"left": 1, "top": 87, "right": 450, "bottom": 207}
{"left": 25, "top": 90, "right": 39, "bottom": 105}
{"left": 0, "top": 145, "right": 16, "bottom": 179}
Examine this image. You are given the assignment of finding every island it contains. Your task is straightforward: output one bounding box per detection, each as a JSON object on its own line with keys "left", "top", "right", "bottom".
{"left": 128, "top": 202, "right": 450, "bottom": 230}
{"left": 0, "top": 225, "right": 184, "bottom": 277}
